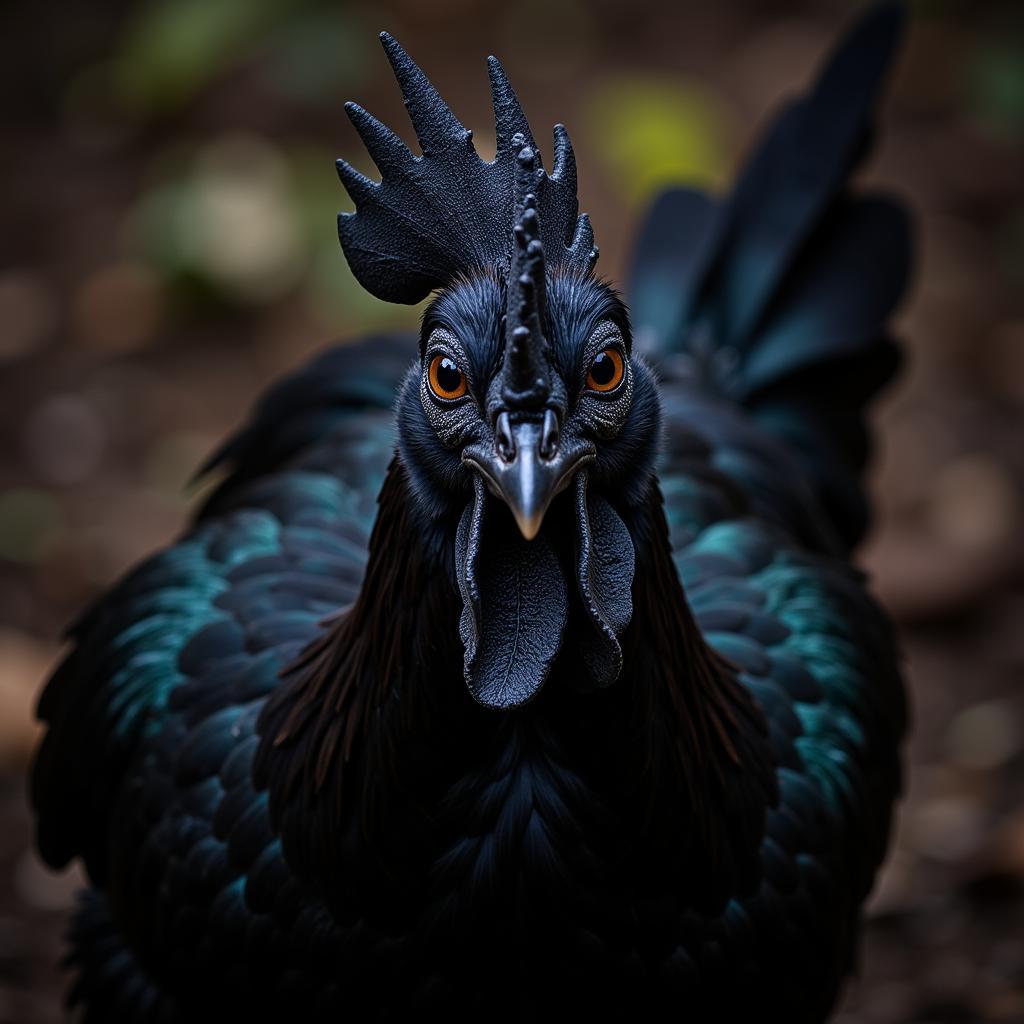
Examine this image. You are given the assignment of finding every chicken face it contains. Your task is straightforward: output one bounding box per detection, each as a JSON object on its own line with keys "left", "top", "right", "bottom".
{"left": 396, "top": 268, "right": 661, "bottom": 710}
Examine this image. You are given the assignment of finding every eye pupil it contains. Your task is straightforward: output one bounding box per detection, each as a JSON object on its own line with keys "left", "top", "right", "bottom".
{"left": 437, "top": 357, "right": 461, "bottom": 392}
{"left": 590, "top": 352, "right": 615, "bottom": 386}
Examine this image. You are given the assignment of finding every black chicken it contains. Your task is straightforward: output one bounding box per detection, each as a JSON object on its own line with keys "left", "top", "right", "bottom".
{"left": 32, "top": 4, "right": 910, "bottom": 1021}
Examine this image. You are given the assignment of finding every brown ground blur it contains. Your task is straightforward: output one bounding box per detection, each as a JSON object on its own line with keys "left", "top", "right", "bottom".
{"left": 1, "top": 1, "right": 1023, "bottom": 1021}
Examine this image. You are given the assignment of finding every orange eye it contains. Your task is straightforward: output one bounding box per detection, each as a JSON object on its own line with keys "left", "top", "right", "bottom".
{"left": 428, "top": 353, "right": 468, "bottom": 401}
{"left": 586, "top": 348, "right": 625, "bottom": 393}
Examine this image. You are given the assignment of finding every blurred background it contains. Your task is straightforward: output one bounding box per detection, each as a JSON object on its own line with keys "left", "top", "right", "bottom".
{"left": 1, "top": 0, "right": 1022, "bottom": 1020}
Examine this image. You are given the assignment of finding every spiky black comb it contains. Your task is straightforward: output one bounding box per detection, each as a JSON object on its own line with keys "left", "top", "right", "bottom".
{"left": 336, "top": 33, "right": 598, "bottom": 305}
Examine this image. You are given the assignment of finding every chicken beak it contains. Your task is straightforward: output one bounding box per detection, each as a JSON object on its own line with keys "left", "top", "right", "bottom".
{"left": 462, "top": 411, "right": 595, "bottom": 541}
{"left": 498, "top": 423, "right": 547, "bottom": 541}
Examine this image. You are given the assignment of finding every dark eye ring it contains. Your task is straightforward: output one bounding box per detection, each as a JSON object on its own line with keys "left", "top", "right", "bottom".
{"left": 586, "top": 348, "right": 625, "bottom": 393}
{"left": 427, "top": 353, "right": 468, "bottom": 401}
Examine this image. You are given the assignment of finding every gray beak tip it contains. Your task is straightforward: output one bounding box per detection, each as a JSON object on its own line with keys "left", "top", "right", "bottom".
{"left": 512, "top": 510, "right": 543, "bottom": 542}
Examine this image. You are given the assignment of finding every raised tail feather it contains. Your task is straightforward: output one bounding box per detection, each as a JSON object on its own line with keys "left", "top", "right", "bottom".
{"left": 629, "top": 1, "right": 913, "bottom": 548}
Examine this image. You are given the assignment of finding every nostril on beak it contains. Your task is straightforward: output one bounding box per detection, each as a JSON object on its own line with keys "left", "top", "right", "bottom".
{"left": 540, "top": 407, "right": 560, "bottom": 461}
{"left": 495, "top": 411, "right": 515, "bottom": 463}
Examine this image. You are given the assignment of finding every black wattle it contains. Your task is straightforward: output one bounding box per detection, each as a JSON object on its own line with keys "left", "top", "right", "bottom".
{"left": 456, "top": 475, "right": 567, "bottom": 708}
{"left": 572, "top": 472, "right": 635, "bottom": 688}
